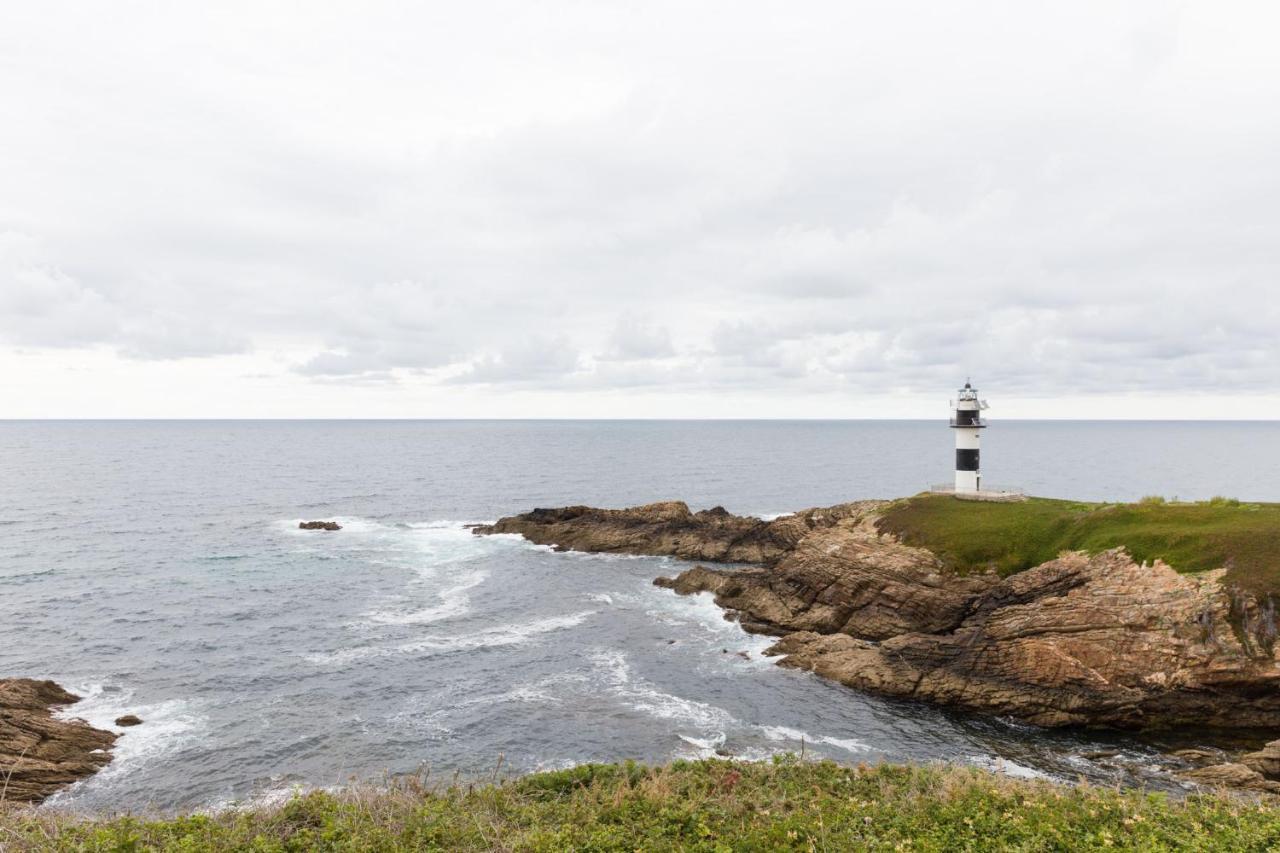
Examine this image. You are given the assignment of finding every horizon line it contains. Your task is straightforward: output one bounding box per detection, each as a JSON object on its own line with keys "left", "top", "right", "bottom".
{"left": 4, "top": 417, "right": 1280, "bottom": 424}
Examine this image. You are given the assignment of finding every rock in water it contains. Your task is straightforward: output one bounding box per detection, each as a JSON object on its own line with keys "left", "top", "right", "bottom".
{"left": 0, "top": 678, "right": 117, "bottom": 803}
{"left": 299, "top": 521, "right": 341, "bottom": 531}
{"left": 114, "top": 714, "right": 143, "bottom": 727}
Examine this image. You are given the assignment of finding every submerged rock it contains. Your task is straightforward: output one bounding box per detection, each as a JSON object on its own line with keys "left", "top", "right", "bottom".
{"left": 0, "top": 679, "right": 117, "bottom": 803}
{"left": 114, "top": 714, "right": 143, "bottom": 727}
{"left": 299, "top": 521, "right": 341, "bottom": 531}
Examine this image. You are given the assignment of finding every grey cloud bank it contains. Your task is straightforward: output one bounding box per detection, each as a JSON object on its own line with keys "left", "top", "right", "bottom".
{"left": 2, "top": 1, "right": 1278, "bottom": 417}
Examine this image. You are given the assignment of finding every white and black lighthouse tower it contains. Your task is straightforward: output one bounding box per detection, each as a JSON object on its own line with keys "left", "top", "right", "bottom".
{"left": 951, "top": 380, "right": 988, "bottom": 493}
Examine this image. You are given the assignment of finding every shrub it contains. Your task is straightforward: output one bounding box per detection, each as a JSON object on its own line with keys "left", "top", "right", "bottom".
{"left": 6, "top": 760, "right": 1280, "bottom": 851}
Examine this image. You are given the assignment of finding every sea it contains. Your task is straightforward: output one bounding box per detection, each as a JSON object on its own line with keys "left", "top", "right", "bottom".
{"left": 3, "top": 419, "right": 1279, "bottom": 812}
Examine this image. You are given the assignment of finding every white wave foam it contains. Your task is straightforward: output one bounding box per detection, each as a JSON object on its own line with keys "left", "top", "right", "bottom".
{"left": 49, "top": 683, "right": 205, "bottom": 795}
{"left": 967, "top": 755, "right": 1052, "bottom": 780}
{"left": 645, "top": 590, "right": 776, "bottom": 660}
{"left": 759, "top": 724, "right": 875, "bottom": 755}
{"left": 396, "top": 611, "right": 597, "bottom": 655}
{"left": 367, "top": 569, "right": 489, "bottom": 625}
{"left": 586, "top": 593, "right": 614, "bottom": 605}
{"left": 204, "top": 779, "right": 344, "bottom": 814}
{"left": 678, "top": 732, "right": 726, "bottom": 752}
{"left": 308, "top": 611, "right": 598, "bottom": 666}
{"left": 590, "top": 650, "right": 735, "bottom": 730}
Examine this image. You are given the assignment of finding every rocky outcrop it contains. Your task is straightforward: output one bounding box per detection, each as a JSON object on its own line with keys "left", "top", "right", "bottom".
{"left": 1179, "top": 763, "right": 1280, "bottom": 794}
{"left": 1171, "top": 739, "right": 1280, "bottom": 794}
{"left": 656, "top": 515, "right": 996, "bottom": 639}
{"left": 299, "top": 521, "right": 341, "bottom": 531}
{"left": 484, "top": 500, "right": 1280, "bottom": 733}
{"left": 0, "top": 679, "right": 116, "bottom": 804}
{"left": 1243, "top": 739, "right": 1280, "bottom": 780}
{"left": 766, "top": 550, "right": 1280, "bottom": 728}
{"left": 474, "top": 501, "right": 874, "bottom": 565}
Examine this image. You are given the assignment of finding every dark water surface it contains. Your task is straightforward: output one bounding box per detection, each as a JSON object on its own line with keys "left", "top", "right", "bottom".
{"left": 3, "top": 420, "right": 1278, "bottom": 810}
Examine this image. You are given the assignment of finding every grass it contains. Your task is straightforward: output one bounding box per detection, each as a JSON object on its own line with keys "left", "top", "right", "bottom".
{"left": 875, "top": 494, "right": 1280, "bottom": 597}
{"left": 3, "top": 758, "right": 1280, "bottom": 851}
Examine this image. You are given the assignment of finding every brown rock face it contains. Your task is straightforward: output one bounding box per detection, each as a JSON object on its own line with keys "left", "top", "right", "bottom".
{"left": 1179, "top": 762, "right": 1280, "bottom": 793}
{"left": 114, "top": 714, "right": 143, "bottom": 727}
{"left": 484, "top": 500, "right": 1280, "bottom": 732}
{"left": 769, "top": 550, "right": 1280, "bottom": 728}
{"left": 1243, "top": 739, "right": 1280, "bottom": 780}
{"left": 474, "top": 501, "right": 873, "bottom": 564}
{"left": 299, "top": 521, "right": 341, "bottom": 531}
{"left": 0, "top": 679, "right": 116, "bottom": 804}
{"left": 660, "top": 515, "right": 996, "bottom": 640}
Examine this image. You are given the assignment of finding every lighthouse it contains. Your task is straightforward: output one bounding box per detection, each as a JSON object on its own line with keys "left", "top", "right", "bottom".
{"left": 951, "top": 380, "right": 988, "bottom": 493}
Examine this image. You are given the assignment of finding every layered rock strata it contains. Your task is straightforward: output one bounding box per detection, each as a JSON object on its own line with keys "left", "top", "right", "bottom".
{"left": 478, "top": 501, "right": 1280, "bottom": 732}
{"left": 0, "top": 679, "right": 116, "bottom": 804}
{"left": 473, "top": 501, "right": 872, "bottom": 565}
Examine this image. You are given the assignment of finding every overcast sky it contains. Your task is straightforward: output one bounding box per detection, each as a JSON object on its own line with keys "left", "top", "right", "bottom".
{"left": 3, "top": 1, "right": 1279, "bottom": 418}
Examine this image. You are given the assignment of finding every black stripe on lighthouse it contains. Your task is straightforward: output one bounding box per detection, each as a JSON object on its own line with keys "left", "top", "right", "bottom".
{"left": 956, "top": 449, "right": 980, "bottom": 471}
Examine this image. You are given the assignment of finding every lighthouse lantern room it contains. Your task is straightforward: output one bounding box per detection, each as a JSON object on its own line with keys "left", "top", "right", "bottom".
{"left": 950, "top": 381, "right": 988, "bottom": 493}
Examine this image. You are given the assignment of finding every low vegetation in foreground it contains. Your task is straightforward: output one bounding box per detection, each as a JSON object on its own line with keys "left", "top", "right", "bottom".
{"left": 4, "top": 758, "right": 1280, "bottom": 851}
{"left": 876, "top": 493, "right": 1280, "bottom": 596}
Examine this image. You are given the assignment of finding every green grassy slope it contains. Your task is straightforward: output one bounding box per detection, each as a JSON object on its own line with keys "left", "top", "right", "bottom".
{"left": 4, "top": 759, "right": 1279, "bottom": 851}
{"left": 876, "top": 494, "right": 1280, "bottom": 596}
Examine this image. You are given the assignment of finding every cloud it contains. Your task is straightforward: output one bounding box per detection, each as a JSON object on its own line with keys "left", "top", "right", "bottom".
{"left": 451, "top": 336, "right": 583, "bottom": 384}
{"left": 602, "top": 314, "right": 675, "bottom": 361}
{"left": 2, "top": 1, "right": 1280, "bottom": 413}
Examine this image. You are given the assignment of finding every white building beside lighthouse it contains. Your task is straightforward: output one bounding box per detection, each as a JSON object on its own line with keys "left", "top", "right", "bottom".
{"left": 950, "top": 380, "right": 987, "bottom": 493}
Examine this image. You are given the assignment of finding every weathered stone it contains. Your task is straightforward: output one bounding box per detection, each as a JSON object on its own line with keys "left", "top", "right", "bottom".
{"left": 484, "top": 500, "right": 1280, "bottom": 732}
{"left": 1243, "top": 739, "right": 1280, "bottom": 780}
{"left": 667, "top": 516, "right": 995, "bottom": 639}
{"left": 299, "top": 521, "right": 341, "bottom": 531}
{"left": 474, "top": 501, "right": 874, "bottom": 565}
{"left": 767, "top": 550, "right": 1280, "bottom": 729}
{"left": 0, "top": 679, "right": 116, "bottom": 803}
{"left": 114, "top": 714, "right": 143, "bottom": 727}
{"left": 1180, "top": 762, "right": 1280, "bottom": 793}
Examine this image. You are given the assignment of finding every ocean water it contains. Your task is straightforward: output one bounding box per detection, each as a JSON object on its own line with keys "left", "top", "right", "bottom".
{"left": 3, "top": 419, "right": 1279, "bottom": 811}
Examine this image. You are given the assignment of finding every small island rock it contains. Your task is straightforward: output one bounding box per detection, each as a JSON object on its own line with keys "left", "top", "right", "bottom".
{"left": 114, "top": 714, "right": 143, "bottom": 727}
{"left": 299, "top": 521, "right": 341, "bottom": 531}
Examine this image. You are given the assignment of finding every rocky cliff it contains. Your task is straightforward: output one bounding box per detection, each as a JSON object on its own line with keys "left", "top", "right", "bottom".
{"left": 478, "top": 501, "right": 1280, "bottom": 732}
{"left": 0, "top": 679, "right": 116, "bottom": 804}
{"left": 473, "top": 500, "right": 872, "bottom": 565}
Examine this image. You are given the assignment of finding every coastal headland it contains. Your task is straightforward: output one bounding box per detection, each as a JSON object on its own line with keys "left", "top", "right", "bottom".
{"left": 476, "top": 494, "right": 1280, "bottom": 789}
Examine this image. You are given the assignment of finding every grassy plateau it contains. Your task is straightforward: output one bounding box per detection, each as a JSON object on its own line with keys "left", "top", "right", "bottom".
{"left": 876, "top": 494, "right": 1280, "bottom": 597}
{"left": 4, "top": 758, "right": 1280, "bottom": 852}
